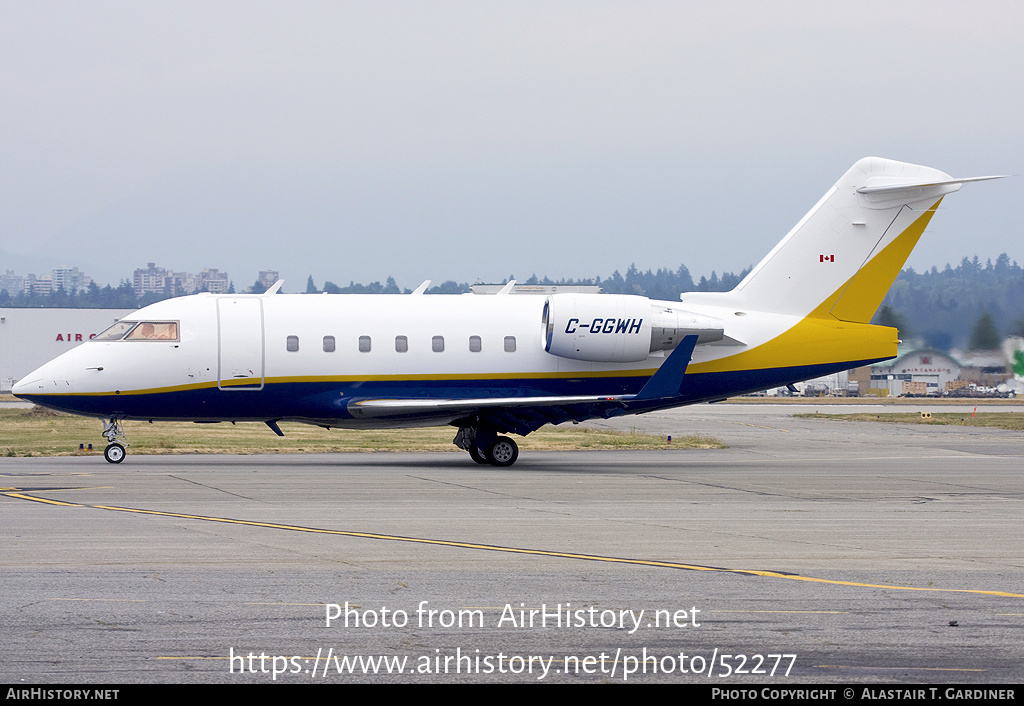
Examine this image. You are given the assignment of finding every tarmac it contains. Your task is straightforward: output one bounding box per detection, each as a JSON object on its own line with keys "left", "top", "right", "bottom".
{"left": 2, "top": 402, "right": 1022, "bottom": 684}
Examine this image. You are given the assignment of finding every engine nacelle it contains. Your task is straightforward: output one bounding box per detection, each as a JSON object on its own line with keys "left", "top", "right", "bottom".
{"left": 543, "top": 294, "right": 724, "bottom": 363}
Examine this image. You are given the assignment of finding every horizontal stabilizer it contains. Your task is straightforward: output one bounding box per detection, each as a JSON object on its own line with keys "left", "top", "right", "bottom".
{"left": 856, "top": 174, "right": 1006, "bottom": 195}
{"left": 719, "top": 157, "right": 1004, "bottom": 321}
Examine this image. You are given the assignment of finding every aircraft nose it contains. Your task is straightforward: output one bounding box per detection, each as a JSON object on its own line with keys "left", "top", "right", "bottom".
{"left": 11, "top": 375, "right": 39, "bottom": 397}
{"left": 12, "top": 353, "right": 76, "bottom": 398}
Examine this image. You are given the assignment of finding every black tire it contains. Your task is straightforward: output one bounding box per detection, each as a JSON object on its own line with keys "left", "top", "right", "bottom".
{"left": 468, "top": 445, "right": 489, "bottom": 464}
{"left": 104, "top": 443, "right": 126, "bottom": 464}
{"left": 487, "top": 437, "right": 519, "bottom": 467}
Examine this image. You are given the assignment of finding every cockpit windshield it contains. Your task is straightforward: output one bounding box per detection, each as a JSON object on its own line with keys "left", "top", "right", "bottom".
{"left": 93, "top": 321, "right": 138, "bottom": 341}
{"left": 126, "top": 321, "right": 178, "bottom": 340}
{"left": 92, "top": 321, "right": 179, "bottom": 342}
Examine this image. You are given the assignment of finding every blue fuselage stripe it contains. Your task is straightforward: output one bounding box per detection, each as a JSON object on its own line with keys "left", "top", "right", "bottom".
{"left": 21, "top": 358, "right": 879, "bottom": 423}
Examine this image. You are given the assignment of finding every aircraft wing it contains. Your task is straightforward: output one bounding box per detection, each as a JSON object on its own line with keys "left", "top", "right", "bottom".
{"left": 348, "top": 393, "right": 629, "bottom": 415}
{"left": 347, "top": 394, "right": 635, "bottom": 436}
{"left": 344, "top": 336, "right": 701, "bottom": 435}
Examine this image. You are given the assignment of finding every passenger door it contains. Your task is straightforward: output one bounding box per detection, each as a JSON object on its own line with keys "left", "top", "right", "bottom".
{"left": 217, "top": 298, "right": 265, "bottom": 390}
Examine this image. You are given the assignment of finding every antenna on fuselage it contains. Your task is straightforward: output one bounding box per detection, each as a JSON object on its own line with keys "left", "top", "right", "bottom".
{"left": 410, "top": 280, "right": 431, "bottom": 295}
{"left": 264, "top": 281, "right": 284, "bottom": 294}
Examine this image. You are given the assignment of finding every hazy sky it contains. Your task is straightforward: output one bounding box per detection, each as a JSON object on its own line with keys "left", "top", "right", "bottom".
{"left": 2, "top": 1, "right": 1021, "bottom": 290}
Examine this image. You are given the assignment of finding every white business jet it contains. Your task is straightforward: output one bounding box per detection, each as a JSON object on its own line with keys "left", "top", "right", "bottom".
{"left": 13, "top": 158, "right": 1002, "bottom": 466}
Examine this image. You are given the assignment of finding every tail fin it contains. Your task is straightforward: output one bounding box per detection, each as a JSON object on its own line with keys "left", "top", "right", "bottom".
{"left": 730, "top": 157, "right": 1003, "bottom": 322}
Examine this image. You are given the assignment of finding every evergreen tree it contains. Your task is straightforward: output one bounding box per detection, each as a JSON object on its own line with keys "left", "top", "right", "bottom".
{"left": 876, "top": 305, "right": 908, "bottom": 335}
{"left": 426, "top": 281, "right": 470, "bottom": 294}
{"left": 969, "top": 311, "right": 1001, "bottom": 350}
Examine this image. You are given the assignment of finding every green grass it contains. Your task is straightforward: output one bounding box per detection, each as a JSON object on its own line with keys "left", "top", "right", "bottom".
{"left": 0, "top": 407, "right": 724, "bottom": 457}
{"left": 797, "top": 411, "right": 1024, "bottom": 431}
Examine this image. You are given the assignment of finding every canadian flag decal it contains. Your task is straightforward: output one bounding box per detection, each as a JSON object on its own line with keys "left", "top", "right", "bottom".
{"left": 819, "top": 254, "right": 834, "bottom": 262}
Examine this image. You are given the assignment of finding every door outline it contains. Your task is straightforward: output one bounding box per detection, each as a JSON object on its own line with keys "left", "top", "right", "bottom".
{"left": 217, "top": 297, "right": 265, "bottom": 390}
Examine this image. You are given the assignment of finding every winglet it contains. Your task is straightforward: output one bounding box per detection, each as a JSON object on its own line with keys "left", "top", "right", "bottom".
{"left": 264, "top": 281, "right": 284, "bottom": 295}
{"left": 411, "top": 280, "right": 431, "bottom": 295}
{"left": 635, "top": 335, "right": 699, "bottom": 400}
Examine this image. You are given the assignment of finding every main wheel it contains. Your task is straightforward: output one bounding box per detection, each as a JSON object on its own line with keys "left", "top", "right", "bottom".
{"left": 486, "top": 437, "right": 519, "bottom": 467}
{"left": 468, "top": 445, "right": 489, "bottom": 464}
{"left": 104, "top": 443, "right": 126, "bottom": 464}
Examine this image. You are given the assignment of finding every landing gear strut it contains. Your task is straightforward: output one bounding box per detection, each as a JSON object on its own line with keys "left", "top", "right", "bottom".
{"left": 101, "top": 418, "right": 128, "bottom": 464}
{"left": 454, "top": 427, "right": 520, "bottom": 467}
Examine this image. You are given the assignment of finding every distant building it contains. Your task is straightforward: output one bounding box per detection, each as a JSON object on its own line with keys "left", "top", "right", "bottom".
{"left": 258, "top": 270, "right": 279, "bottom": 289}
{"left": 953, "top": 349, "right": 1011, "bottom": 388}
{"left": 134, "top": 262, "right": 172, "bottom": 297}
{"left": 864, "top": 349, "right": 961, "bottom": 397}
{"left": 134, "top": 263, "right": 230, "bottom": 297}
{"left": 26, "top": 273, "right": 54, "bottom": 296}
{"left": 51, "top": 266, "right": 91, "bottom": 294}
{"left": 0, "top": 270, "right": 24, "bottom": 295}
{"left": 1, "top": 268, "right": 92, "bottom": 297}
{"left": 196, "top": 268, "right": 230, "bottom": 294}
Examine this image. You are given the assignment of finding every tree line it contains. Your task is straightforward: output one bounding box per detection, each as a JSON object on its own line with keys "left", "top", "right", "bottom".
{"left": 876, "top": 254, "right": 1024, "bottom": 349}
{"left": 4, "top": 255, "right": 1022, "bottom": 351}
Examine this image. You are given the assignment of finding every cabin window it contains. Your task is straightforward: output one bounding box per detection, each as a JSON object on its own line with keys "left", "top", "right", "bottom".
{"left": 358, "top": 336, "right": 371, "bottom": 352}
{"left": 323, "top": 336, "right": 335, "bottom": 352}
{"left": 395, "top": 335, "right": 408, "bottom": 353}
{"left": 504, "top": 336, "right": 516, "bottom": 352}
{"left": 432, "top": 335, "right": 444, "bottom": 352}
{"left": 286, "top": 335, "right": 299, "bottom": 352}
{"left": 469, "top": 335, "right": 482, "bottom": 352}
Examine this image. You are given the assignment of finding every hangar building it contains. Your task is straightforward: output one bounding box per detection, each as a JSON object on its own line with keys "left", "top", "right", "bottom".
{"left": 867, "top": 349, "right": 961, "bottom": 397}
{"left": 0, "top": 309, "right": 132, "bottom": 392}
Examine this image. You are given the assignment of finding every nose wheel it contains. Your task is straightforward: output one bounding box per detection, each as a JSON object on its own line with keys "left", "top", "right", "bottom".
{"left": 101, "top": 418, "right": 129, "bottom": 463}
{"left": 103, "top": 443, "right": 126, "bottom": 464}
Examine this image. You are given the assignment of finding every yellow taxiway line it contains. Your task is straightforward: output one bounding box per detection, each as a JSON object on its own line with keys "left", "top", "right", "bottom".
{"left": 6, "top": 489, "right": 1024, "bottom": 599}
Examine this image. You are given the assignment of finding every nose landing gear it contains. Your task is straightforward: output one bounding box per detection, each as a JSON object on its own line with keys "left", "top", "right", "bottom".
{"left": 101, "top": 418, "right": 128, "bottom": 464}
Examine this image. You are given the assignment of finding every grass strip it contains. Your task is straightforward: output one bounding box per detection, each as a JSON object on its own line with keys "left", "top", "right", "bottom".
{"left": 0, "top": 407, "right": 724, "bottom": 457}
{"left": 797, "top": 411, "right": 1024, "bottom": 431}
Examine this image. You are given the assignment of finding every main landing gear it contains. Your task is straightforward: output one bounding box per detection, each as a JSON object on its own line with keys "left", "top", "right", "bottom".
{"left": 101, "top": 418, "right": 128, "bottom": 464}
{"left": 454, "top": 427, "right": 520, "bottom": 467}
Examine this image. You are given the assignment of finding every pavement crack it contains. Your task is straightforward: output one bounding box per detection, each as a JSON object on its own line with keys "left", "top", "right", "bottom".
{"left": 406, "top": 475, "right": 545, "bottom": 501}
{"left": 168, "top": 475, "right": 255, "bottom": 500}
